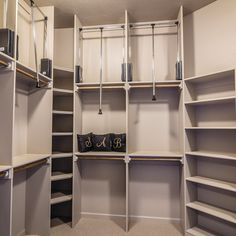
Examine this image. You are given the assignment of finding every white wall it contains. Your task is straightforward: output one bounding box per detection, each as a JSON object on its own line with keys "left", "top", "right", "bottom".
{"left": 184, "top": 0, "right": 236, "bottom": 78}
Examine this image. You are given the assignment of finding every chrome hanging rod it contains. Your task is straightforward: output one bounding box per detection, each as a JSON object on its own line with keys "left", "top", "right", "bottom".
{"left": 80, "top": 24, "right": 125, "bottom": 33}
{"left": 29, "top": 0, "right": 46, "bottom": 18}
{"left": 130, "top": 19, "right": 178, "bottom": 28}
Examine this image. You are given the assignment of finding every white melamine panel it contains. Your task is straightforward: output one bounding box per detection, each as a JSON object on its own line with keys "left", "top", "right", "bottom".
{"left": 131, "top": 27, "right": 177, "bottom": 82}
{"left": 129, "top": 162, "right": 180, "bottom": 220}
{"left": 78, "top": 90, "right": 126, "bottom": 140}
{"left": 129, "top": 88, "right": 181, "bottom": 153}
{"left": 82, "top": 30, "right": 123, "bottom": 83}
{"left": 184, "top": 0, "right": 236, "bottom": 77}
{"left": 81, "top": 160, "right": 126, "bottom": 216}
{"left": 54, "top": 28, "right": 74, "bottom": 70}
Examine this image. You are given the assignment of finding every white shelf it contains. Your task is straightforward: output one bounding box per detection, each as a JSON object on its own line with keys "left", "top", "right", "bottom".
{"left": 53, "top": 110, "right": 73, "bottom": 115}
{"left": 51, "top": 172, "right": 73, "bottom": 181}
{"left": 129, "top": 80, "right": 181, "bottom": 88}
{"left": 186, "top": 226, "right": 216, "bottom": 236}
{"left": 186, "top": 201, "right": 236, "bottom": 224}
{"left": 77, "top": 81, "right": 125, "bottom": 90}
{"left": 76, "top": 151, "right": 125, "bottom": 157}
{"left": 185, "top": 96, "right": 236, "bottom": 106}
{"left": 0, "top": 51, "right": 14, "bottom": 63}
{"left": 51, "top": 192, "right": 72, "bottom": 205}
{"left": 185, "top": 151, "right": 236, "bottom": 161}
{"left": 16, "top": 61, "right": 52, "bottom": 84}
{"left": 186, "top": 176, "right": 236, "bottom": 192}
{"left": 54, "top": 66, "right": 74, "bottom": 73}
{"left": 52, "top": 132, "right": 73, "bottom": 136}
{"left": 13, "top": 154, "right": 50, "bottom": 168}
{"left": 184, "top": 68, "right": 235, "bottom": 83}
{"left": 0, "top": 165, "right": 11, "bottom": 173}
{"left": 185, "top": 127, "right": 236, "bottom": 130}
{"left": 129, "top": 151, "right": 183, "bottom": 160}
{"left": 51, "top": 152, "right": 73, "bottom": 158}
{"left": 53, "top": 88, "right": 73, "bottom": 95}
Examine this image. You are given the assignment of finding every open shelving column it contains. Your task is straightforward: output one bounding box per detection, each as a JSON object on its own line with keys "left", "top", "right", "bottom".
{"left": 51, "top": 24, "right": 75, "bottom": 226}
{"left": 184, "top": 69, "right": 236, "bottom": 235}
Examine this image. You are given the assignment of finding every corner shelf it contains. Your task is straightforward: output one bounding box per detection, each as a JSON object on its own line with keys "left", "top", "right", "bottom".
{"left": 51, "top": 152, "right": 73, "bottom": 159}
{"left": 185, "top": 151, "right": 236, "bottom": 161}
{"left": 129, "top": 80, "right": 182, "bottom": 89}
{"left": 51, "top": 172, "right": 73, "bottom": 181}
{"left": 51, "top": 192, "right": 72, "bottom": 205}
{"left": 53, "top": 110, "right": 73, "bottom": 115}
{"left": 186, "top": 201, "right": 236, "bottom": 225}
{"left": 12, "top": 154, "right": 50, "bottom": 168}
{"left": 184, "top": 68, "right": 235, "bottom": 83}
{"left": 53, "top": 88, "right": 73, "bottom": 95}
{"left": 185, "top": 96, "right": 236, "bottom": 106}
{"left": 186, "top": 226, "right": 216, "bottom": 236}
{"left": 186, "top": 176, "right": 236, "bottom": 192}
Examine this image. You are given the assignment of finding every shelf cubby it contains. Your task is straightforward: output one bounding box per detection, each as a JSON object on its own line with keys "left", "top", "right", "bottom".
{"left": 128, "top": 88, "right": 182, "bottom": 155}
{"left": 12, "top": 162, "right": 50, "bottom": 236}
{"left": 184, "top": 69, "right": 235, "bottom": 103}
{"left": 53, "top": 67, "right": 74, "bottom": 91}
{"left": 53, "top": 114, "right": 73, "bottom": 133}
{"left": 52, "top": 157, "right": 73, "bottom": 179}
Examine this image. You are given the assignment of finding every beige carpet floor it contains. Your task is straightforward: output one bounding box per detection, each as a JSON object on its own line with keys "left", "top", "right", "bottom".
{"left": 50, "top": 218, "right": 183, "bottom": 236}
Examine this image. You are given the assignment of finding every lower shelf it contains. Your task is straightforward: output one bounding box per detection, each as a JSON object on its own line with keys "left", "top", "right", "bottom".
{"left": 51, "top": 172, "right": 73, "bottom": 181}
{"left": 51, "top": 192, "right": 72, "bottom": 205}
{"left": 186, "top": 226, "right": 216, "bottom": 236}
{"left": 186, "top": 201, "right": 236, "bottom": 224}
{"left": 186, "top": 176, "right": 236, "bottom": 192}
{"left": 52, "top": 152, "right": 73, "bottom": 159}
{"left": 75, "top": 152, "right": 125, "bottom": 160}
{"left": 185, "top": 151, "right": 236, "bottom": 161}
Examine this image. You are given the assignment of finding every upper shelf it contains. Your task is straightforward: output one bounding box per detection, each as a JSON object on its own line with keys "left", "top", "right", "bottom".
{"left": 16, "top": 61, "right": 52, "bottom": 86}
{"left": 13, "top": 153, "right": 50, "bottom": 168}
{"left": 184, "top": 68, "right": 235, "bottom": 83}
{"left": 185, "top": 151, "right": 236, "bottom": 161}
{"left": 185, "top": 96, "right": 236, "bottom": 106}
{"left": 0, "top": 52, "right": 14, "bottom": 64}
{"left": 76, "top": 80, "right": 182, "bottom": 90}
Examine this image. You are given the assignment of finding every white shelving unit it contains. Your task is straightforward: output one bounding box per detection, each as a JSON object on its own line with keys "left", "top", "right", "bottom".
{"left": 184, "top": 69, "right": 236, "bottom": 235}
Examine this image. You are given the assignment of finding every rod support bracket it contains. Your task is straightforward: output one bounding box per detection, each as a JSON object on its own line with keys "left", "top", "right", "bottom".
{"left": 124, "top": 155, "right": 131, "bottom": 164}
{"left": 180, "top": 158, "right": 184, "bottom": 165}
{"left": 74, "top": 155, "right": 79, "bottom": 162}
{"left": 0, "top": 169, "right": 12, "bottom": 180}
{"left": 178, "top": 82, "right": 183, "bottom": 91}
{"left": 46, "top": 157, "right": 51, "bottom": 165}
{"left": 124, "top": 83, "right": 130, "bottom": 91}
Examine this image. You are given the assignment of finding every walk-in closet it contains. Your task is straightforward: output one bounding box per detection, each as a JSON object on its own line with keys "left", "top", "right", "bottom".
{"left": 0, "top": 0, "right": 235, "bottom": 235}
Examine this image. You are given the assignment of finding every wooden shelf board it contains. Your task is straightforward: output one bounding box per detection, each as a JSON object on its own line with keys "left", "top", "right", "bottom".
{"left": 16, "top": 61, "right": 52, "bottom": 84}
{"left": 75, "top": 152, "right": 125, "bottom": 160}
{"left": 52, "top": 132, "right": 73, "bottom": 136}
{"left": 51, "top": 172, "right": 73, "bottom": 181}
{"left": 129, "top": 151, "right": 182, "bottom": 158}
{"left": 185, "top": 127, "right": 236, "bottom": 130}
{"left": 186, "top": 226, "right": 216, "bottom": 236}
{"left": 77, "top": 81, "right": 125, "bottom": 90}
{"left": 129, "top": 80, "right": 181, "bottom": 88}
{"left": 13, "top": 154, "right": 50, "bottom": 168}
{"left": 53, "top": 88, "right": 73, "bottom": 95}
{"left": 0, "top": 165, "right": 11, "bottom": 173}
{"left": 53, "top": 110, "right": 73, "bottom": 115}
{"left": 185, "top": 96, "right": 236, "bottom": 106}
{"left": 186, "top": 176, "right": 236, "bottom": 192}
{"left": 51, "top": 152, "right": 73, "bottom": 158}
{"left": 0, "top": 51, "right": 14, "bottom": 63}
{"left": 186, "top": 201, "right": 236, "bottom": 224}
{"left": 51, "top": 192, "right": 72, "bottom": 205}
{"left": 185, "top": 151, "right": 236, "bottom": 161}
{"left": 54, "top": 66, "right": 74, "bottom": 73}
{"left": 184, "top": 68, "right": 235, "bottom": 83}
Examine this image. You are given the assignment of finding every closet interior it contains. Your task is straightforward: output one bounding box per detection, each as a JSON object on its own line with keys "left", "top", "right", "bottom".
{"left": 0, "top": 0, "right": 235, "bottom": 236}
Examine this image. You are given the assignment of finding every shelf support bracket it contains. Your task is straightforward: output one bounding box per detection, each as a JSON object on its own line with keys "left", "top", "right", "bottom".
{"left": 0, "top": 169, "right": 13, "bottom": 180}
{"left": 46, "top": 157, "right": 51, "bottom": 165}
{"left": 180, "top": 158, "right": 184, "bottom": 165}
{"left": 178, "top": 81, "right": 183, "bottom": 91}
{"left": 124, "top": 83, "right": 130, "bottom": 92}
{"left": 74, "top": 155, "right": 79, "bottom": 162}
{"left": 124, "top": 155, "right": 131, "bottom": 163}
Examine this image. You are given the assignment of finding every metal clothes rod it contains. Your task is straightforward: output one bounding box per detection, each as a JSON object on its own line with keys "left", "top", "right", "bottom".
{"left": 0, "top": 59, "right": 9, "bottom": 68}
{"left": 131, "top": 158, "right": 182, "bottom": 162}
{"left": 81, "top": 23, "right": 124, "bottom": 31}
{"left": 30, "top": 0, "right": 46, "bottom": 18}
{"left": 78, "top": 157, "right": 124, "bottom": 161}
{"left": 14, "top": 159, "right": 47, "bottom": 173}
{"left": 131, "top": 19, "right": 178, "bottom": 28}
